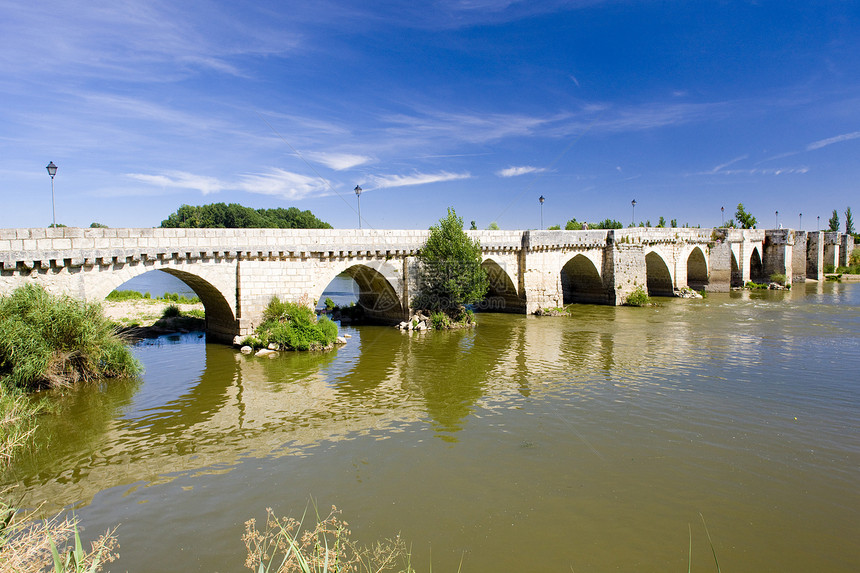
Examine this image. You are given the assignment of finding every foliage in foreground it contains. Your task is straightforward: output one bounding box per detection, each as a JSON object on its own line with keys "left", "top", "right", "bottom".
{"left": 160, "top": 203, "right": 332, "bottom": 229}
{"left": 106, "top": 290, "right": 200, "bottom": 304}
{"left": 413, "top": 208, "right": 488, "bottom": 316}
{"left": 244, "top": 505, "right": 415, "bottom": 573}
{"left": 0, "top": 285, "right": 141, "bottom": 391}
{"left": 249, "top": 297, "right": 338, "bottom": 351}
{"left": 0, "top": 392, "right": 41, "bottom": 466}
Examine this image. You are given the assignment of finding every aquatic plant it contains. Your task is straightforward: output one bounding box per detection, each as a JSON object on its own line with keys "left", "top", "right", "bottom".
{"left": 253, "top": 297, "right": 338, "bottom": 351}
{"left": 0, "top": 285, "right": 141, "bottom": 391}
{"left": 624, "top": 286, "right": 651, "bottom": 307}
{"left": 769, "top": 273, "right": 787, "bottom": 286}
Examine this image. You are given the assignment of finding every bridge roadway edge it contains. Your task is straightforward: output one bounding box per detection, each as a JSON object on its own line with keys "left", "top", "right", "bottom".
{"left": 0, "top": 227, "right": 849, "bottom": 342}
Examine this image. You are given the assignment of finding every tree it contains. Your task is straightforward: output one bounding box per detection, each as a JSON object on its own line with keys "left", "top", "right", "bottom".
{"left": 486, "top": 222, "right": 500, "bottom": 230}
{"left": 828, "top": 209, "right": 840, "bottom": 232}
{"left": 547, "top": 224, "right": 561, "bottom": 230}
{"left": 564, "top": 218, "right": 583, "bottom": 230}
{"left": 657, "top": 216, "right": 666, "bottom": 228}
{"left": 414, "top": 208, "right": 489, "bottom": 315}
{"left": 469, "top": 220, "right": 477, "bottom": 230}
{"left": 670, "top": 218, "right": 677, "bottom": 228}
{"left": 845, "top": 206, "right": 855, "bottom": 235}
{"left": 734, "top": 203, "right": 757, "bottom": 229}
{"left": 160, "top": 203, "right": 332, "bottom": 229}
{"left": 89, "top": 222, "right": 109, "bottom": 228}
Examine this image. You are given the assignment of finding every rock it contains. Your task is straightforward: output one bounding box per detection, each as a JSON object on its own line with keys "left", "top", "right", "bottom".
{"left": 267, "top": 342, "right": 279, "bottom": 350}
{"left": 233, "top": 335, "right": 243, "bottom": 346}
{"left": 255, "top": 348, "right": 276, "bottom": 358}
{"left": 398, "top": 321, "right": 408, "bottom": 330}
{"left": 676, "top": 287, "right": 703, "bottom": 299}
{"left": 335, "top": 336, "right": 347, "bottom": 344}
{"left": 343, "top": 334, "right": 352, "bottom": 338}
{"left": 415, "top": 322, "right": 426, "bottom": 331}
{"left": 240, "top": 345, "right": 253, "bottom": 354}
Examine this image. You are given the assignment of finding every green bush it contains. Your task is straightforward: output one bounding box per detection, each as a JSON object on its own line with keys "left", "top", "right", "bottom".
{"left": 430, "top": 311, "right": 451, "bottom": 330}
{"left": 162, "top": 304, "right": 181, "bottom": 318}
{"left": 823, "top": 264, "right": 836, "bottom": 273}
{"left": 0, "top": 285, "right": 141, "bottom": 391}
{"left": 745, "top": 281, "right": 768, "bottom": 290}
{"left": 770, "top": 273, "right": 787, "bottom": 286}
{"left": 254, "top": 296, "right": 338, "bottom": 351}
{"left": 624, "top": 286, "right": 651, "bottom": 307}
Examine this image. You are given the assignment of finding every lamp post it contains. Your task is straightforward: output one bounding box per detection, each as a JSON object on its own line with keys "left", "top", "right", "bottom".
{"left": 354, "top": 185, "right": 362, "bottom": 229}
{"left": 539, "top": 195, "right": 545, "bottom": 230}
{"left": 775, "top": 210, "right": 779, "bottom": 229}
{"left": 799, "top": 213, "right": 802, "bottom": 230}
{"left": 631, "top": 199, "right": 637, "bottom": 226}
{"left": 721, "top": 206, "right": 725, "bottom": 226}
{"left": 46, "top": 161, "right": 58, "bottom": 227}
{"left": 817, "top": 215, "right": 820, "bottom": 231}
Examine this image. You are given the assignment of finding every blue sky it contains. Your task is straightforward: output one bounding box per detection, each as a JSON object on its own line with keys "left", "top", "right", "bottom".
{"left": 1, "top": 1, "right": 858, "bottom": 231}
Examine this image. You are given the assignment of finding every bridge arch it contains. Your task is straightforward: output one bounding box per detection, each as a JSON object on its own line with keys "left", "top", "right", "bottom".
{"left": 93, "top": 266, "right": 237, "bottom": 342}
{"left": 561, "top": 253, "right": 606, "bottom": 304}
{"left": 480, "top": 257, "right": 523, "bottom": 312}
{"left": 750, "top": 247, "right": 765, "bottom": 283}
{"left": 645, "top": 251, "right": 674, "bottom": 296}
{"left": 686, "top": 246, "right": 709, "bottom": 290}
{"left": 314, "top": 262, "right": 404, "bottom": 324}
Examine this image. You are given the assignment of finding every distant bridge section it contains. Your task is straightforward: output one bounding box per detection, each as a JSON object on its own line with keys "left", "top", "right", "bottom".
{"left": 0, "top": 227, "right": 851, "bottom": 342}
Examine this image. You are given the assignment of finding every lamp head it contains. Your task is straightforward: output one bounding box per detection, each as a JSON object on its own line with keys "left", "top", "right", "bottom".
{"left": 46, "top": 161, "right": 58, "bottom": 178}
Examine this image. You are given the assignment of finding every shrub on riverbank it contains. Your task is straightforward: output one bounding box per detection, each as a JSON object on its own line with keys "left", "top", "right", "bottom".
{"left": 249, "top": 297, "right": 338, "bottom": 351}
{"left": 0, "top": 285, "right": 141, "bottom": 391}
{"left": 106, "top": 289, "right": 200, "bottom": 304}
{"left": 624, "top": 286, "right": 651, "bottom": 306}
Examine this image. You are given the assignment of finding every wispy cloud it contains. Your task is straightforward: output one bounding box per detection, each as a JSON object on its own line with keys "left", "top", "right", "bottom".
{"left": 127, "top": 171, "right": 226, "bottom": 195}
{"left": 496, "top": 166, "right": 547, "bottom": 177}
{"left": 807, "top": 131, "right": 860, "bottom": 151}
{"left": 306, "top": 151, "right": 373, "bottom": 170}
{"left": 710, "top": 155, "right": 749, "bottom": 174}
{"left": 708, "top": 167, "right": 809, "bottom": 176}
{"left": 126, "top": 168, "right": 332, "bottom": 200}
{"left": 365, "top": 171, "right": 471, "bottom": 190}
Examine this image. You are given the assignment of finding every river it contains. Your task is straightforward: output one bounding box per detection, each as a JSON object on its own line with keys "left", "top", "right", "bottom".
{"left": 4, "top": 281, "right": 859, "bottom": 572}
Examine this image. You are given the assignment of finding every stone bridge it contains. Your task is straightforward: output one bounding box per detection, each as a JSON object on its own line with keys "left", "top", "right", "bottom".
{"left": 0, "top": 227, "right": 852, "bottom": 342}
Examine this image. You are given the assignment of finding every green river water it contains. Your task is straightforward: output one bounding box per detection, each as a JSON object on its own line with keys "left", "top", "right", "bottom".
{"left": 4, "top": 282, "right": 859, "bottom": 572}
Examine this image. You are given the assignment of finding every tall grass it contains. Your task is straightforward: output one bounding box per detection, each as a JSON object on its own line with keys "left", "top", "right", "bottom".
{"left": 0, "top": 284, "right": 141, "bottom": 391}
{"left": 243, "top": 505, "right": 415, "bottom": 573}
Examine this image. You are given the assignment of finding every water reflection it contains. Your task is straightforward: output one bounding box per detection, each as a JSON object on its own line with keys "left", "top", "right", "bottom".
{"left": 3, "top": 283, "right": 859, "bottom": 573}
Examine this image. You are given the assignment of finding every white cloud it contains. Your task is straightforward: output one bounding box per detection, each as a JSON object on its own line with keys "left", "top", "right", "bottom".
{"left": 496, "top": 166, "right": 546, "bottom": 177}
{"left": 307, "top": 152, "right": 373, "bottom": 170}
{"left": 126, "top": 168, "right": 332, "bottom": 200}
{"left": 366, "top": 171, "right": 471, "bottom": 190}
{"left": 127, "top": 171, "right": 226, "bottom": 194}
{"left": 238, "top": 169, "right": 331, "bottom": 200}
{"left": 807, "top": 131, "right": 860, "bottom": 151}
{"left": 710, "top": 154, "right": 749, "bottom": 174}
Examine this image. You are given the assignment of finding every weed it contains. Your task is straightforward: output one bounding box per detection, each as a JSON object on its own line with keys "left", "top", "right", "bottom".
{"left": 161, "top": 305, "right": 181, "bottom": 319}
{"left": 624, "top": 286, "right": 651, "bottom": 307}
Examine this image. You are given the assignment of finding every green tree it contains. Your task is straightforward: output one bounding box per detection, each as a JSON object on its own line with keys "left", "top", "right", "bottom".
{"left": 414, "top": 208, "right": 489, "bottom": 315}
{"left": 845, "top": 206, "right": 855, "bottom": 235}
{"left": 734, "top": 203, "right": 757, "bottom": 229}
{"left": 547, "top": 224, "right": 561, "bottom": 230}
{"left": 160, "top": 203, "right": 332, "bottom": 229}
{"left": 828, "top": 209, "right": 840, "bottom": 232}
{"left": 486, "top": 221, "right": 500, "bottom": 230}
{"left": 89, "top": 222, "right": 109, "bottom": 228}
{"left": 657, "top": 216, "right": 666, "bottom": 228}
{"left": 469, "top": 220, "right": 477, "bottom": 230}
{"left": 564, "top": 218, "right": 583, "bottom": 230}
{"left": 594, "top": 219, "right": 623, "bottom": 229}
{"left": 670, "top": 218, "right": 677, "bottom": 228}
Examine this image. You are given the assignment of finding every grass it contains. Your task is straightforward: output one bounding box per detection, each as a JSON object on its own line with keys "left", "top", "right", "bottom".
{"left": 106, "top": 289, "right": 200, "bottom": 304}
{"left": 0, "top": 285, "right": 142, "bottom": 391}
{"left": 243, "top": 504, "right": 417, "bottom": 573}
{"left": 249, "top": 297, "right": 339, "bottom": 351}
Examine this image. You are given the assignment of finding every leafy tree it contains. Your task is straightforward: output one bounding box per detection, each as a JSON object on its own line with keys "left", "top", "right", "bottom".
{"left": 89, "top": 222, "right": 109, "bottom": 228}
{"left": 414, "top": 208, "right": 489, "bottom": 315}
{"left": 657, "top": 216, "right": 666, "bottom": 228}
{"left": 670, "top": 219, "right": 677, "bottom": 228}
{"left": 486, "top": 222, "right": 500, "bottom": 230}
{"left": 547, "top": 224, "right": 561, "bottom": 230}
{"left": 828, "top": 209, "right": 840, "bottom": 232}
{"left": 564, "top": 218, "right": 583, "bottom": 230}
{"left": 160, "top": 203, "right": 332, "bottom": 229}
{"left": 845, "top": 206, "right": 855, "bottom": 235}
{"left": 469, "top": 220, "right": 477, "bottom": 230}
{"left": 599, "top": 219, "right": 623, "bottom": 229}
{"left": 734, "top": 203, "right": 757, "bottom": 229}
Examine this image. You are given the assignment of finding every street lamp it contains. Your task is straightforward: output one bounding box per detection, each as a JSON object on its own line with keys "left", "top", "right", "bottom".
{"left": 817, "top": 215, "right": 820, "bottom": 231}
{"left": 46, "top": 161, "right": 58, "bottom": 227}
{"left": 799, "top": 213, "right": 802, "bottom": 230}
{"left": 775, "top": 210, "right": 779, "bottom": 229}
{"left": 631, "top": 199, "right": 637, "bottom": 226}
{"left": 354, "top": 185, "right": 362, "bottom": 229}
{"left": 721, "top": 206, "right": 725, "bottom": 226}
{"left": 539, "top": 195, "right": 545, "bottom": 230}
